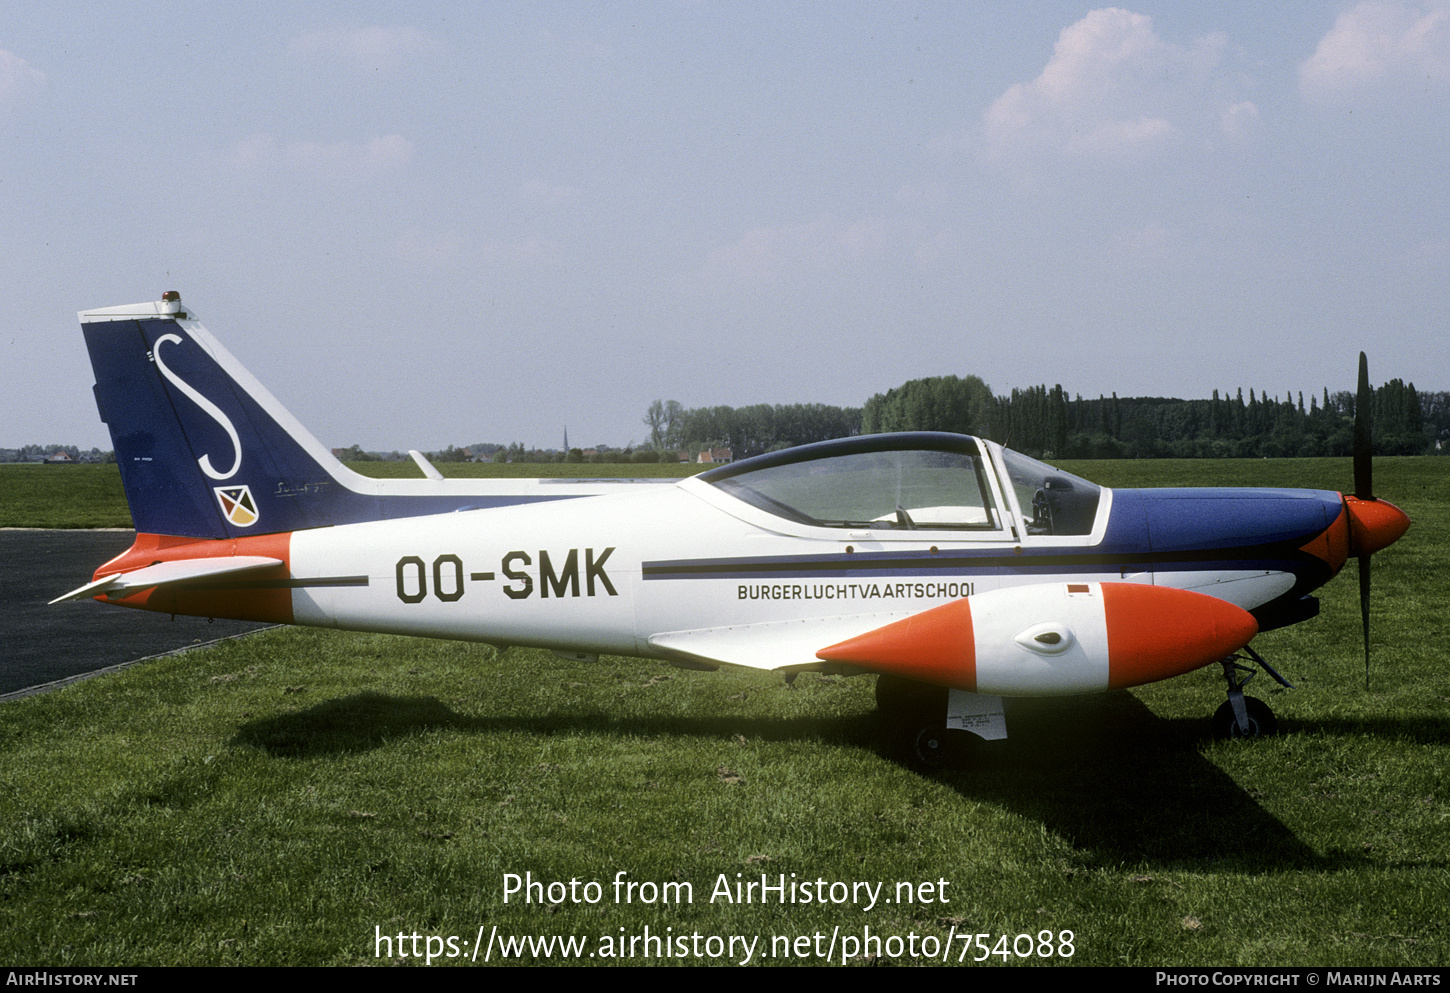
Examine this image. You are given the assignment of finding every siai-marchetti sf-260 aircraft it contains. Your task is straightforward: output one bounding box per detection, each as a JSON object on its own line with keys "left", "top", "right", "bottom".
{"left": 56, "top": 293, "right": 1410, "bottom": 765}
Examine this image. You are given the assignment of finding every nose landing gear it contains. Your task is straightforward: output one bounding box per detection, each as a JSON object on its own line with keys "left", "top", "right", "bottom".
{"left": 1213, "top": 646, "right": 1291, "bottom": 740}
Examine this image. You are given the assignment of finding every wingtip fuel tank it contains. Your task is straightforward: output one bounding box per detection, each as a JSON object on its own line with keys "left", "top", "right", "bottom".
{"left": 817, "top": 582, "right": 1259, "bottom": 696}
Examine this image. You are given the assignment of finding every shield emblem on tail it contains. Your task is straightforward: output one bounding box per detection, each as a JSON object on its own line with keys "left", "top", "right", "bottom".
{"left": 215, "top": 485, "right": 259, "bottom": 527}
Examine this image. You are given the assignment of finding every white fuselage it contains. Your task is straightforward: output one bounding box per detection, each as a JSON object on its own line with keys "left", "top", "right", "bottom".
{"left": 283, "top": 472, "right": 1292, "bottom": 673}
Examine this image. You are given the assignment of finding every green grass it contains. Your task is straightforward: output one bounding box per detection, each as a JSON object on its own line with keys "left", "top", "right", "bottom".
{"left": 0, "top": 464, "right": 132, "bottom": 528}
{"left": 0, "top": 461, "right": 707, "bottom": 528}
{"left": 1, "top": 454, "right": 1427, "bottom": 529}
{"left": 1, "top": 457, "right": 1446, "bottom": 966}
{"left": 346, "top": 460, "right": 708, "bottom": 479}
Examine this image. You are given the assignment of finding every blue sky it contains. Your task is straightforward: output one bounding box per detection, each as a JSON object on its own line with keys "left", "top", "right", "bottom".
{"left": 3, "top": 3, "right": 1446, "bottom": 452}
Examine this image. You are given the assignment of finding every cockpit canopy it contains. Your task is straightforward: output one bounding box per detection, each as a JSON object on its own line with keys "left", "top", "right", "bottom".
{"left": 996, "top": 445, "right": 1102, "bottom": 536}
{"left": 698, "top": 433, "right": 1101, "bottom": 536}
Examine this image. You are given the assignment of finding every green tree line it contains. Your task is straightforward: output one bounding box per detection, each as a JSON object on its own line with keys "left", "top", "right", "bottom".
{"left": 642, "top": 399, "right": 863, "bottom": 456}
{"left": 644, "top": 376, "right": 1443, "bottom": 462}
{"left": 860, "top": 377, "right": 1438, "bottom": 459}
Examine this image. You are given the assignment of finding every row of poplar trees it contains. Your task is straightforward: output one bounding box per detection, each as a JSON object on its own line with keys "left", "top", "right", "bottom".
{"left": 643, "top": 375, "right": 1440, "bottom": 461}
{"left": 858, "top": 376, "right": 1436, "bottom": 459}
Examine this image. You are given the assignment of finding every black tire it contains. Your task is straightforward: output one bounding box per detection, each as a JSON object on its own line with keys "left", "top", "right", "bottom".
{"left": 1212, "top": 696, "right": 1277, "bottom": 740}
{"left": 911, "top": 724, "right": 949, "bottom": 768}
{"left": 876, "top": 676, "right": 984, "bottom": 769}
{"left": 903, "top": 723, "right": 987, "bottom": 770}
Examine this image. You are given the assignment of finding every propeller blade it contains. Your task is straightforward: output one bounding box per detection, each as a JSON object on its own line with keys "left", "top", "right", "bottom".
{"left": 1354, "top": 351, "right": 1373, "bottom": 499}
{"left": 1353, "top": 352, "right": 1375, "bottom": 687}
{"left": 1359, "top": 553, "right": 1372, "bottom": 691}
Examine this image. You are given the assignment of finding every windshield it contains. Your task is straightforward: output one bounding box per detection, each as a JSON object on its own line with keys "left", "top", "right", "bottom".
{"left": 997, "top": 448, "right": 1101, "bottom": 536}
{"left": 702, "top": 436, "right": 1000, "bottom": 531}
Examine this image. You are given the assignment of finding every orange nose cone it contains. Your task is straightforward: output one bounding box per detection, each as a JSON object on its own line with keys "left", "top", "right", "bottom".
{"left": 1345, "top": 496, "right": 1411, "bottom": 557}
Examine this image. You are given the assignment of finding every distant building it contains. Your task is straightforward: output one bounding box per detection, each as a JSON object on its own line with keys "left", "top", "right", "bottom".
{"left": 696, "top": 447, "right": 733, "bottom": 464}
{"left": 43, "top": 451, "right": 73, "bottom": 463}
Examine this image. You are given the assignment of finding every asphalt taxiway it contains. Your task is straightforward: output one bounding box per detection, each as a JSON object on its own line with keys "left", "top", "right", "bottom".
{"left": 1, "top": 530, "right": 272, "bottom": 698}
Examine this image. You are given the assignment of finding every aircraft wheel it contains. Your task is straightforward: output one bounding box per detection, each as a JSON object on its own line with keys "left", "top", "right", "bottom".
{"left": 900, "top": 723, "right": 985, "bottom": 770}
{"left": 1212, "top": 697, "right": 1277, "bottom": 741}
{"left": 876, "top": 676, "right": 975, "bottom": 768}
{"left": 910, "top": 724, "right": 951, "bottom": 768}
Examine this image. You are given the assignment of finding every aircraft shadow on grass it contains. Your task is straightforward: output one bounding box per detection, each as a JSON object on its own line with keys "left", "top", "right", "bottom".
{"left": 222, "top": 687, "right": 1430, "bottom": 872}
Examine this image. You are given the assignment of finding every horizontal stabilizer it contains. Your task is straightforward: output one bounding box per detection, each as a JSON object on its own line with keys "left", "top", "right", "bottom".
{"left": 50, "top": 556, "right": 284, "bottom": 604}
{"left": 408, "top": 450, "right": 445, "bottom": 481}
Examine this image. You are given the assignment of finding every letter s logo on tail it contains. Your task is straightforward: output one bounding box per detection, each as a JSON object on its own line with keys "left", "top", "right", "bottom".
{"left": 153, "top": 333, "right": 243, "bottom": 480}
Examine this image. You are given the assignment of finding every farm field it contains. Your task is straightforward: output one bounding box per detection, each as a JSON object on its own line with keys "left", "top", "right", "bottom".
{"left": 0, "top": 456, "right": 1445, "bottom": 966}
{"left": 0, "top": 460, "right": 708, "bottom": 529}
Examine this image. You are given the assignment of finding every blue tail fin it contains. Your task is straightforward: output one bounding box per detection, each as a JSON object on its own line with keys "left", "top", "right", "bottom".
{"left": 81, "top": 293, "right": 571, "bottom": 539}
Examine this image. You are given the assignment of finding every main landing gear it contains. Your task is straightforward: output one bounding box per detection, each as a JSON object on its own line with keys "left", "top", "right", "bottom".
{"left": 874, "top": 675, "right": 996, "bottom": 769}
{"left": 1212, "top": 645, "right": 1291, "bottom": 741}
{"left": 877, "top": 645, "right": 1294, "bottom": 766}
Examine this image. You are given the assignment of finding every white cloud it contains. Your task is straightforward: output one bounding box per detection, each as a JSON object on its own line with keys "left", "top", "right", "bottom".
{"left": 397, "top": 228, "right": 557, "bottom": 271}
{"left": 1064, "top": 115, "right": 1178, "bottom": 161}
{"left": 1111, "top": 219, "right": 1172, "bottom": 260}
{"left": 519, "top": 179, "right": 582, "bottom": 206}
{"left": 397, "top": 227, "right": 468, "bottom": 267}
{"left": 0, "top": 47, "right": 45, "bottom": 109}
{"left": 287, "top": 134, "right": 414, "bottom": 176}
{"left": 1219, "top": 101, "right": 1261, "bottom": 141}
{"left": 477, "top": 236, "right": 556, "bottom": 266}
{"left": 224, "top": 133, "right": 415, "bottom": 179}
{"left": 224, "top": 133, "right": 279, "bottom": 170}
{"left": 702, "top": 215, "right": 892, "bottom": 285}
{"left": 1299, "top": 2, "right": 1450, "bottom": 100}
{"left": 982, "top": 8, "right": 1246, "bottom": 168}
{"left": 288, "top": 25, "right": 444, "bottom": 70}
